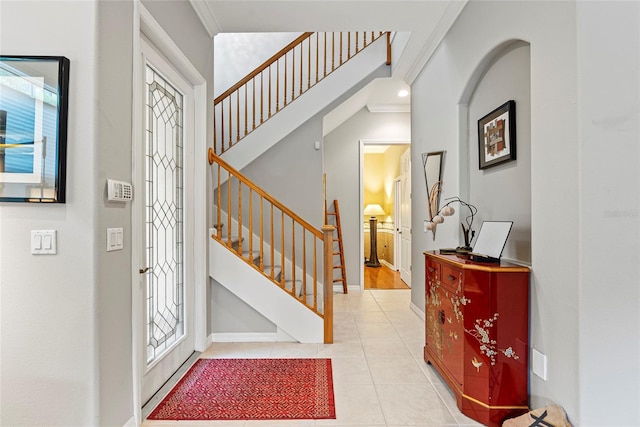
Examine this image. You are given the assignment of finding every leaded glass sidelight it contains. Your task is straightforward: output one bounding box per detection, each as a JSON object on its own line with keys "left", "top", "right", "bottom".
{"left": 145, "top": 65, "right": 185, "bottom": 365}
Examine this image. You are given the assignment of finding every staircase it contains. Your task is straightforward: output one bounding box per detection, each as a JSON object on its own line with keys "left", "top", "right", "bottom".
{"left": 208, "top": 31, "right": 391, "bottom": 344}
{"left": 214, "top": 31, "right": 391, "bottom": 172}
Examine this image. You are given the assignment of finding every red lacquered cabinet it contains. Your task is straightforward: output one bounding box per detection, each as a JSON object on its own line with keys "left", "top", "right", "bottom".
{"left": 424, "top": 251, "right": 530, "bottom": 427}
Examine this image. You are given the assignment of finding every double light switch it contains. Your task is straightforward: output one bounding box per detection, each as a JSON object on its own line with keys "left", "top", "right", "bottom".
{"left": 31, "top": 230, "right": 57, "bottom": 255}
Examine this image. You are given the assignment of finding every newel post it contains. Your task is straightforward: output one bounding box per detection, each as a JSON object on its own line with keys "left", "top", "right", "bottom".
{"left": 322, "top": 225, "right": 335, "bottom": 344}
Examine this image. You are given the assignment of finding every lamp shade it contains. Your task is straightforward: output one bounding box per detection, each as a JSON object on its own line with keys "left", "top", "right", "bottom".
{"left": 364, "top": 204, "right": 386, "bottom": 217}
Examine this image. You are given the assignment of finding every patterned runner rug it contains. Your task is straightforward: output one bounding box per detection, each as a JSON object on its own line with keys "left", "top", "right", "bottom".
{"left": 148, "top": 358, "right": 336, "bottom": 420}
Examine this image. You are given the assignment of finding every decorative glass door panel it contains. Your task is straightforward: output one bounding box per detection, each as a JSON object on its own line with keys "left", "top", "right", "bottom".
{"left": 145, "top": 65, "right": 185, "bottom": 366}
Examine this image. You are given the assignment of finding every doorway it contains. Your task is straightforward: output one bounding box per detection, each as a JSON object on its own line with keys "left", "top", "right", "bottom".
{"left": 132, "top": 5, "right": 208, "bottom": 424}
{"left": 359, "top": 140, "right": 410, "bottom": 290}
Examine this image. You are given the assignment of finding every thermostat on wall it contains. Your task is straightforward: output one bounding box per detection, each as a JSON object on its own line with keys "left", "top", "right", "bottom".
{"left": 107, "top": 179, "right": 133, "bottom": 202}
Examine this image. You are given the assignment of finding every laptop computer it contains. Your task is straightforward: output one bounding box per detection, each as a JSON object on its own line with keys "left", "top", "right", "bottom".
{"left": 468, "top": 221, "right": 513, "bottom": 263}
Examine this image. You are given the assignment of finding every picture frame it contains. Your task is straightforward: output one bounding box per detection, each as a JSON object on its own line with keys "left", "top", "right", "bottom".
{"left": 0, "top": 55, "right": 70, "bottom": 202}
{"left": 477, "top": 100, "right": 516, "bottom": 170}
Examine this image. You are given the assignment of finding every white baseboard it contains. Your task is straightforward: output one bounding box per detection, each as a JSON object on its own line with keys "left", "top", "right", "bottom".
{"left": 123, "top": 416, "right": 136, "bottom": 427}
{"left": 210, "top": 329, "right": 296, "bottom": 343}
{"left": 410, "top": 301, "right": 425, "bottom": 321}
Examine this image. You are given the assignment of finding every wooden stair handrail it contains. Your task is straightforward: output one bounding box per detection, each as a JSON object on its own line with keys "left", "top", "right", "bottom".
{"left": 209, "top": 148, "right": 321, "bottom": 238}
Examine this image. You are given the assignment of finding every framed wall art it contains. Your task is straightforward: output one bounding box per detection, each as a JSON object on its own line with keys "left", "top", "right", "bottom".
{"left": 477, "top": 100, "right": 516, "bottom": 170}
{"left": 0, "top": 55, "right": 70, "bottom": 202}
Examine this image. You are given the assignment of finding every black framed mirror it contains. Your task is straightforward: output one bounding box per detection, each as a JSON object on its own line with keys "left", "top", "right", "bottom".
{"left": 422, "top": 151, "right": 445, "bottom": 239}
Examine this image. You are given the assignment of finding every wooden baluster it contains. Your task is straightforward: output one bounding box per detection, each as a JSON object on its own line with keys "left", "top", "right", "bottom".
{"left": 249, "top": 188, "right": 253, "bottom": 260}
{"left": 244, "top": 83, "right": 248, "bottom": 137}
{"left": 323, "top": 33, "right": 327, "bottom": 77}
{"left": 268, "top": 66, "right": 272, "bottom": 118}
{"left": 281, "top": 211, "right": 285, "bottom": 286}
{"left": 339, "top": 32, "right": 343, "bottom": 66}
{"left": 252, "top": 79, "right": 256, "bottom": 131}
{"left": 291, "top": 220, "right": 296, "bottom": 297}
{"left": 213, "top": 107, "right": 217, "bottom": 155}
{"left": 331, "top": 32, "right": 335, "bottom": 71}
{"left": 307, "top": 37, "right": 311, "bottom": 91}
{"left": 291, "top": 46, "right": 296, "bottom": 101}
{"left": 364, "top": 31, "right": 367, "bottom": 47}
{"left": 276, "top": 59, "right": 280, "bottom": 112}
{"left": 259, "top": 196, "right": 264, "bottom": 270}
{"left": 300, "top": 42, "right": 303, "bottom": 95}
{"left": 227, "top": 172, "right": 232, "bottom": 246}
{"left": 356, "top": 32, "right": 360, "bottom": 53}
{"left": 302, "top": 230, "right": 307, "bottom": 305}
{"left": 260, "top": 71, "right": 264, "bottom": 124}
{"left": 313, "top": 236, "right": 318, "bottom": 310}
{"left": 220, "top": 104, "right": 225, "bottom": 153}
{"left": 227, "top": 96, "right": 232, "bottom": 148}
{"left": 270, "top": 204, "right": 274, "bottom": 280}
{"left": 216, "top": 163, "right": 222, "bottom": 238}
{"left": 315, "top": 33, "right": 319, "bottom": 84}
{"left": 237, "top": 183, "right": 242, "bottom": 256}
{"left": 284, "top": 53, "right": 288, "bottom": 106}
{"left": 386, "top": 32, "right": 391, "bottom": 65}
{"left": 348, "top": 32, "right": 351, "bottom": 60}
{"left": 236, "top": 90, "right": 240, "bottom": 143}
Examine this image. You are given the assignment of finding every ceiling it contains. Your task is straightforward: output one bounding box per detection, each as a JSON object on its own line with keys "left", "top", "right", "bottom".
{"left": 190, "top": 0, "right": 467, "bottom": 133}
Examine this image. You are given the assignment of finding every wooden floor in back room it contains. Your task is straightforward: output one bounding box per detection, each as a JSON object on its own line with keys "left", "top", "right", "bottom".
{"left": 364, "top": 264, "right": 409, "bottom": 289}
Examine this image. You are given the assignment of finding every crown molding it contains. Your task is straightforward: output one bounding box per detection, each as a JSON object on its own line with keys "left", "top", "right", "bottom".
{"left": 189, "top": 0, "right": 221, "bottom": 38}
{"left": 402, "top": 0, "right": 468, "bottom": 84}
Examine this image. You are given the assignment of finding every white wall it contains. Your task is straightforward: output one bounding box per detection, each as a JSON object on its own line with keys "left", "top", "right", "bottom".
{"left": 0, "top": 2, "right": 99, "bottom": 425}
{"left": 324, "top": 109, "right": 410, "bottom": 288}
{"left": 576, "top": 1, "right": 640, "bottom": 424}
{"left": 411, "top": 1, "right": 640, "bottom": 424}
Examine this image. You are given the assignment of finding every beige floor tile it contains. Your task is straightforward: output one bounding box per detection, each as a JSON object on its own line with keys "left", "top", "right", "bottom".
{"left": 269, "top": 342, "right": 319, "bottom": 358}
{"left": 329, "top": 357, "right": 372, "bottom": 385}
{"left": 375, "top": 383, "right": 457, "bottom": 426}
{"left": 367, "top": 356, "right": 428, "bottom": 384}
{"left": 360, "top": 336, "right": 412, "bottom": 358}
{"left": 355, "top": 321, "right": 399, "bottom": 338}
{"left": 316, "top": 383, "right": 386, "bottom": 426}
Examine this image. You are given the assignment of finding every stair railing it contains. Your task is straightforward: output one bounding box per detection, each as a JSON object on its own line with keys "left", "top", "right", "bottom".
{"left": 214, "top": 31, "right": 391, "bottom": 156}
{"left": 208, "top": 148, "right": 334, "bottom": 343}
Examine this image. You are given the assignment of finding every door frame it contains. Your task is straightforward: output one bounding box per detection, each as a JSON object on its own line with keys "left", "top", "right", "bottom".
{"left": 359, "top": 139, "right": 410, "bottom": 290}
{"left": 131, "top": 3, "right": 208, "bottom": 424}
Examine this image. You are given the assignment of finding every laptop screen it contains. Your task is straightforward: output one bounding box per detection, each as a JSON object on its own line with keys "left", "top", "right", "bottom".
{"left": 472, "top": 221, "right": 513, "bottom": 259}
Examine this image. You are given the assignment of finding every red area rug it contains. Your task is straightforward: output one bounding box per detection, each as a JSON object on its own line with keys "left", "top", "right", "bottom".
{"left": 148, "top": 358, "right": 336, "bottom": 420}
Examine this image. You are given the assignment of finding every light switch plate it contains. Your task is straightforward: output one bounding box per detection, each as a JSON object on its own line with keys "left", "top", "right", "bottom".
{"left": 31, "top": 230, "right": 57, "bottom": 254}
{"left": 107, "top": 228, "right": 124, "bottom": 251}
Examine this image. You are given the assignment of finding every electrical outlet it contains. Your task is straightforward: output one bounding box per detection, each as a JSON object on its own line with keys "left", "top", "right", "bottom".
{"left": 532, "top": 348, "right": 547, "bottom": 380}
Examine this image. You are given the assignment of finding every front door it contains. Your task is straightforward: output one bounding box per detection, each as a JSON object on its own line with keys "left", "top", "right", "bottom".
{"left": 399, "top": 148, "right": 411, "bottom": 286}
{"left": 138, "top": 38, "right": 195, "bottom": 404}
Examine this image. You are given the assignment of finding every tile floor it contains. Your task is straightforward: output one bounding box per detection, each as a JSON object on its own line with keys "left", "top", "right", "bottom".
{"left": 142, "top": 289, "right": 483, "bottom": 427}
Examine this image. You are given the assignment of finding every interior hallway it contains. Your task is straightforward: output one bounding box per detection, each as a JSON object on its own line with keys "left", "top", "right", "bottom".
{"left": 142, "top": 289, "right": 481, "bottom": 426}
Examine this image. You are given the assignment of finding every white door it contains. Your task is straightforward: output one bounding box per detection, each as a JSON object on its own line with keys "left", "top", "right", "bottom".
{"left": 399, "top": 148, "right": 411, "bottom": 286}
{"left": 138, "top": 38, "right": 196, "bottom": 404}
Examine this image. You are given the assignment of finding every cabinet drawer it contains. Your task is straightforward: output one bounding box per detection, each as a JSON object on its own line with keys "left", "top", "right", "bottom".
{"left": 441, "top": 264, "right": 462, "bottom": 291}
{"left": 426, "top": 259, "right": 440, "bottom": 282}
